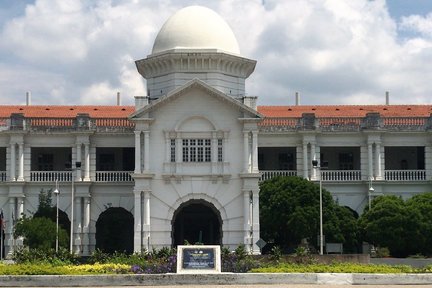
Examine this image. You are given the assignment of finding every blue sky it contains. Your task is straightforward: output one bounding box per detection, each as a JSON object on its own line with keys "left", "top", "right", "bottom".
{"left": 0, "top": 0, "right": 431, "bottom": 106}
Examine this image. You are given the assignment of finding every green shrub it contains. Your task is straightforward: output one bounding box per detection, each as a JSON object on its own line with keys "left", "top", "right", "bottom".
{"left": 12, "top": 247, "right": 78, "bottom": 265}
{"left": 250, "top": 262, "right": 416, "bottom": 273}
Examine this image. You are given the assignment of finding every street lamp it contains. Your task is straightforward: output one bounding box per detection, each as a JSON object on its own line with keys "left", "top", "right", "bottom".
{"left": 312, "top": 159, "right": 327, "bottom": 255}
{"left": 53, "top": 180, "right": 60, "bottom": 253}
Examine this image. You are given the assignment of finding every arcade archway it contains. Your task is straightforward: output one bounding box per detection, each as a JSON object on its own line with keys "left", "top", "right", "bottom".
{"left": 96, "top": 207, "right": 133, "bottom": 254}
{"left": 172, "top": 200, "right": 222, "bottom": 246}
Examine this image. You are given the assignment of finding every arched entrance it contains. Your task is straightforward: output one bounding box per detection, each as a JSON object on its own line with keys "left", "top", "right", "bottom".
{"left": 172, "top": 200, "right": 222, "bottom": 246}
{"left": 96, "top": 207, "right": 134, "bottom": 254}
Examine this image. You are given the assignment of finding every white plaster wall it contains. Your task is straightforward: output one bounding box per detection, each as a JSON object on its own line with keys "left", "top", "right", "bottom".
{"left": 144, "top": 87, "right": 248, "bottom": 249}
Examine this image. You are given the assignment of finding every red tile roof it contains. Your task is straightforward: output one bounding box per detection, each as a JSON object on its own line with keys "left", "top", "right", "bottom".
{"left": 258, "top": 105, "right": 432, "bottom": 118}
{"left": 0, "top": 105, "right": 431, "bottom": 118}
{"left": 0, "top": 106, "right": 135, "bottom": 118}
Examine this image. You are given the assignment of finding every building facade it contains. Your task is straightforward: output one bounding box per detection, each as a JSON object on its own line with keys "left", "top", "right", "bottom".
{"left": 0, "top": 6, "right": 431, "bottom": 256}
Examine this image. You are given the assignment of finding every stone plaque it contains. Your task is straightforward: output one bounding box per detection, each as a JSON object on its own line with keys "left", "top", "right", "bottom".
{"left": 177, "top": 245, "right": 221, "bottom": 274}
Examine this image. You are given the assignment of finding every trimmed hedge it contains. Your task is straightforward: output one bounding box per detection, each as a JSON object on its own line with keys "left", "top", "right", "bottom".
{"left": 0, "top": 263, "right": 131, "bottom": 275}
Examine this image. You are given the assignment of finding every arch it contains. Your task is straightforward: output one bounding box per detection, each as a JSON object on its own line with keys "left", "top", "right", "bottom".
{"left": 176, "top": 115, "right": 216, "bottom": 131}
{"left": 167, "top": 193, "right": 228, "bottom": 222}
{"left": 95, "top": 207, "right": 134, "bottom": 254}
{"left": 172, "top": 199, "right": 222, "bottom": 246}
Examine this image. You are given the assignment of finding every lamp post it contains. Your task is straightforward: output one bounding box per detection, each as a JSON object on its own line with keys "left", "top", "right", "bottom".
{"left": 312, "top": 159, "right": 327, "bottom": 255}
{"left": 53, "top": 180, "right": 60, "bottom": 253}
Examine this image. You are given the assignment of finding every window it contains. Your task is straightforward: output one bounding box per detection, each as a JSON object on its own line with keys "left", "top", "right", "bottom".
{"left": 37, "top": 154, "right": 53, "bottom": 171}
{"left": 182, "top": 139, "right": 211, "bottom": 162}
{"left": 217, "top": 139, "right": 223, "bottom": 162}
{"left": 170, "top": 139, "right": 176, "bottom": 162}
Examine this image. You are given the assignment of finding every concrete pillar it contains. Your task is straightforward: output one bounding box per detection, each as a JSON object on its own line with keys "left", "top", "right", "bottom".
{"left": 134, "top": 131, "right": 141, "bottom": 174}
{"left": 368, "top": 143, "right": 373, "bottom": 179}
{"left": 311, "top": 143, "right": 316, "bottom": 180}
{"left": 252, "top": 189, "right": 260, "bottom": 254}
{"left": 133, "top": 190, "right": 142, "bottom": 253}
{"left": 74, "top": 197, "right": 82, "bottom": 255}
{"left": 243, "top": 131, "right": 250, "bottom": 173}
{"left": 375, "top": 142, "right": 382, "bottom": 180}
{"left": 243, "top": 190, "right": 251, "bottom": 252}
{"left": 143, "top": 131, "right": 150, "bottom": 172}
{"left": 82, "top": 197, "right": 91, "bottom": 256}
{"left": 303, "top": 142, "right": 308, "bottom": 179}
{"left": 76, "top": 143, "right": 82, "bottom": 181}
{"left": 6, "top": 197, "right": 16, "bottom": 256}
{"left": 10, "top": 143, "right": 16, "bottom": 181}
{"left": 17, "top": 143, "right": 24, "bottom": 181}
{"left": 84, "top": 143, "right": 90, "bottom": 181}
{"left": 252, "top": 131, "right": 259, "bottom": 173}
{"left": 143, "top": 191, "right": 151, "bottom": 251}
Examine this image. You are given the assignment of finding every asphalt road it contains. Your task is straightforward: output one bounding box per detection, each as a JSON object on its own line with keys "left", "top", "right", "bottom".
{"left": 9, "top": 284, "right": 432, "bottom": 288}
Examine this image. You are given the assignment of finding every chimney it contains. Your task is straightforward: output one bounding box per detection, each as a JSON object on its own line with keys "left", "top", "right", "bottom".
{"left": 295, "top": 92, "right": 300, "bottom": 106}
{"left": 134, "top": 96, "right": 149, "bottom": 111}
{"left": 26, "top": 91, "right": 31, "bottom": 106}
{"left": 117, "top": 92, "right": 121, "bottom": 106}
{"left": 385, "top": 91, "right": 389, "bottom": 105}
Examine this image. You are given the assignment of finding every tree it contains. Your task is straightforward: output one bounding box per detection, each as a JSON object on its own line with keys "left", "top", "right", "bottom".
{"left": 14, "top": 216, "right": 68, "bottom": 250}
{"left": 14, "top": 189, "right": 69, "bottom": 250}
{"left": 406, "top": 192, "right": 432, "bottom": 255}
{"left": 359, "top": 195, "right": 424, "bottom": 257}
{"left": 259, "top": 176, "right": 358, "bottom": 252}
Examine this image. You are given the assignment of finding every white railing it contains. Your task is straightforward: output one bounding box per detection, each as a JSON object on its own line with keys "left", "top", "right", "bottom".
{"left": 0, "top": 171, "right": 6, "bottom": 181}
{"left": 385, "top": 170, "right": 426, "bottom": 181}
{"left": 260, "top": 170, "right": 297, "bottom": 182}
{"left": 321, "top": 170, "right": 361, "bottom": 181}
{"left": 95, "top": 171, "right": 133, "bottom": 182}
{"left": 30, "top": 171, "right": 72, "bottom": 182}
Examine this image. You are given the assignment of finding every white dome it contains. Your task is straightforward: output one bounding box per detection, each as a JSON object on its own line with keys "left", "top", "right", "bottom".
{"left": 152, "top": 6, "right": 240, "bottom": 55}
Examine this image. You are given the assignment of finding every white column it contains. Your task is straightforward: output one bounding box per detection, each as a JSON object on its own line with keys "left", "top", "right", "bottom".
{"left": 165, "top": 135, "right": 170, "bottom": 163}
{"left": 368, "top": 143, "right": 373, "bottom": 179}
{"left": 76, "top": 143, "right": 82, "bottom": 181}
{"left": 375, "top": 142, "right": 382, "bottom": 180}
{"left": 252, "top": 190, "right": 260, "bottom": 254}
{"left": 17, "top": 142, "right": 24, "bottom": 181}
{"left": 6, "top": 197, "right": 16, "bottom": 256}
{"left": 211, "top": 133, "right": 217, "bottom": 171}
{"left": 15, "top": 197, "right": 24, "bottom": 247}
{"left": 10, "top": 143, "right": 16, "bottom": 181}
{"left": 303, "top": 142, "right": 308, "bottom": 178}
{"left": 310, "top": 143, "right": 316, "bottom": 180}
{"left": 143, "top": 131, "right": 150, "bottom": 172}
{"left": 82, "top": 197, "right": 90, "bottom": 256}
{"left": 143, "top": 191, "right": 151, "bottom": 251}
{"left": 84, "top": 143, "right": 90, "bottom": 181}
{"left": 243, "top": 131, "right": 250, "bottom": 173}
{"left": 134, "top": 131, "right": 141, "bottom": 174}
{"left": 133, "top": 190, "right": 142, "bottom": 253}
{"left": 243, "top": 190, "right": 251, "bottom": 251}
{"left": 251, "top": 131, "right": 259, "bottom": 173}
{"left": 74, "top": 197, "right": 82, "bottom": 255}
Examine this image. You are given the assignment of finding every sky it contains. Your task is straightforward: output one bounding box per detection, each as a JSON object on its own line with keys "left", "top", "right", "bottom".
{"left": 0, "top": 0, "right": 431, "bottom": 106}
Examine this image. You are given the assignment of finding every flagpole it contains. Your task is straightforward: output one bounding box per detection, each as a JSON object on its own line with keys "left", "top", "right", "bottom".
{"left": 0, "top": 209, "right": 3, "bottom": 260}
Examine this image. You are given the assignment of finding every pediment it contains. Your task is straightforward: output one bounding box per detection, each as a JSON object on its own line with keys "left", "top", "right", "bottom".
{"left": 129, "top": 78, "right": 263, "bottom": 120}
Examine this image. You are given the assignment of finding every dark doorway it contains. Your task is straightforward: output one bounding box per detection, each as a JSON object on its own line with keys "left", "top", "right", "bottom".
{"left": 172, "top": 200, "right": 222, "bottom": 246}
{"left": 96, "top": 207, "right": 134, "bottom": 254}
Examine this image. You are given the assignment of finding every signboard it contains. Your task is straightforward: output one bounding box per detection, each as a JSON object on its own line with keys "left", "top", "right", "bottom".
{"left": 176, "top": 245, "right": 221, "bottom": 274}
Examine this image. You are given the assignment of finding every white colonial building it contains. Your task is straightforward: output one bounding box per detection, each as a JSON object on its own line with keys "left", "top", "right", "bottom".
{"left": 0, "top": 6, "right": 431, "bottom": 257}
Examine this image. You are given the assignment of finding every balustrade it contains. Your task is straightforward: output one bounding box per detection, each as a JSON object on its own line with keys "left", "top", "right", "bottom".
{"left": 95, "top": 171, "right": 133, "bottom": 182}
{"left": 30, "top": 171, "right": 72, "bottom": 182}
{"left": 321, "top": 170, "right": 361, "bottom": 181}
{"left": 385, "top": 170, "right": 426, "bottom": 181}
{"left": 260, "top": 170, "right": 297, "bottom": 182}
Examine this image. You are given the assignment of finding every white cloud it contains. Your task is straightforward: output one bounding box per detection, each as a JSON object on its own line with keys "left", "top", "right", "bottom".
{"left": 0, "top": 0, "right": 431, "bottom": 106}
{"left": 400, "top": 12, "right": 432, "bottom": 38}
